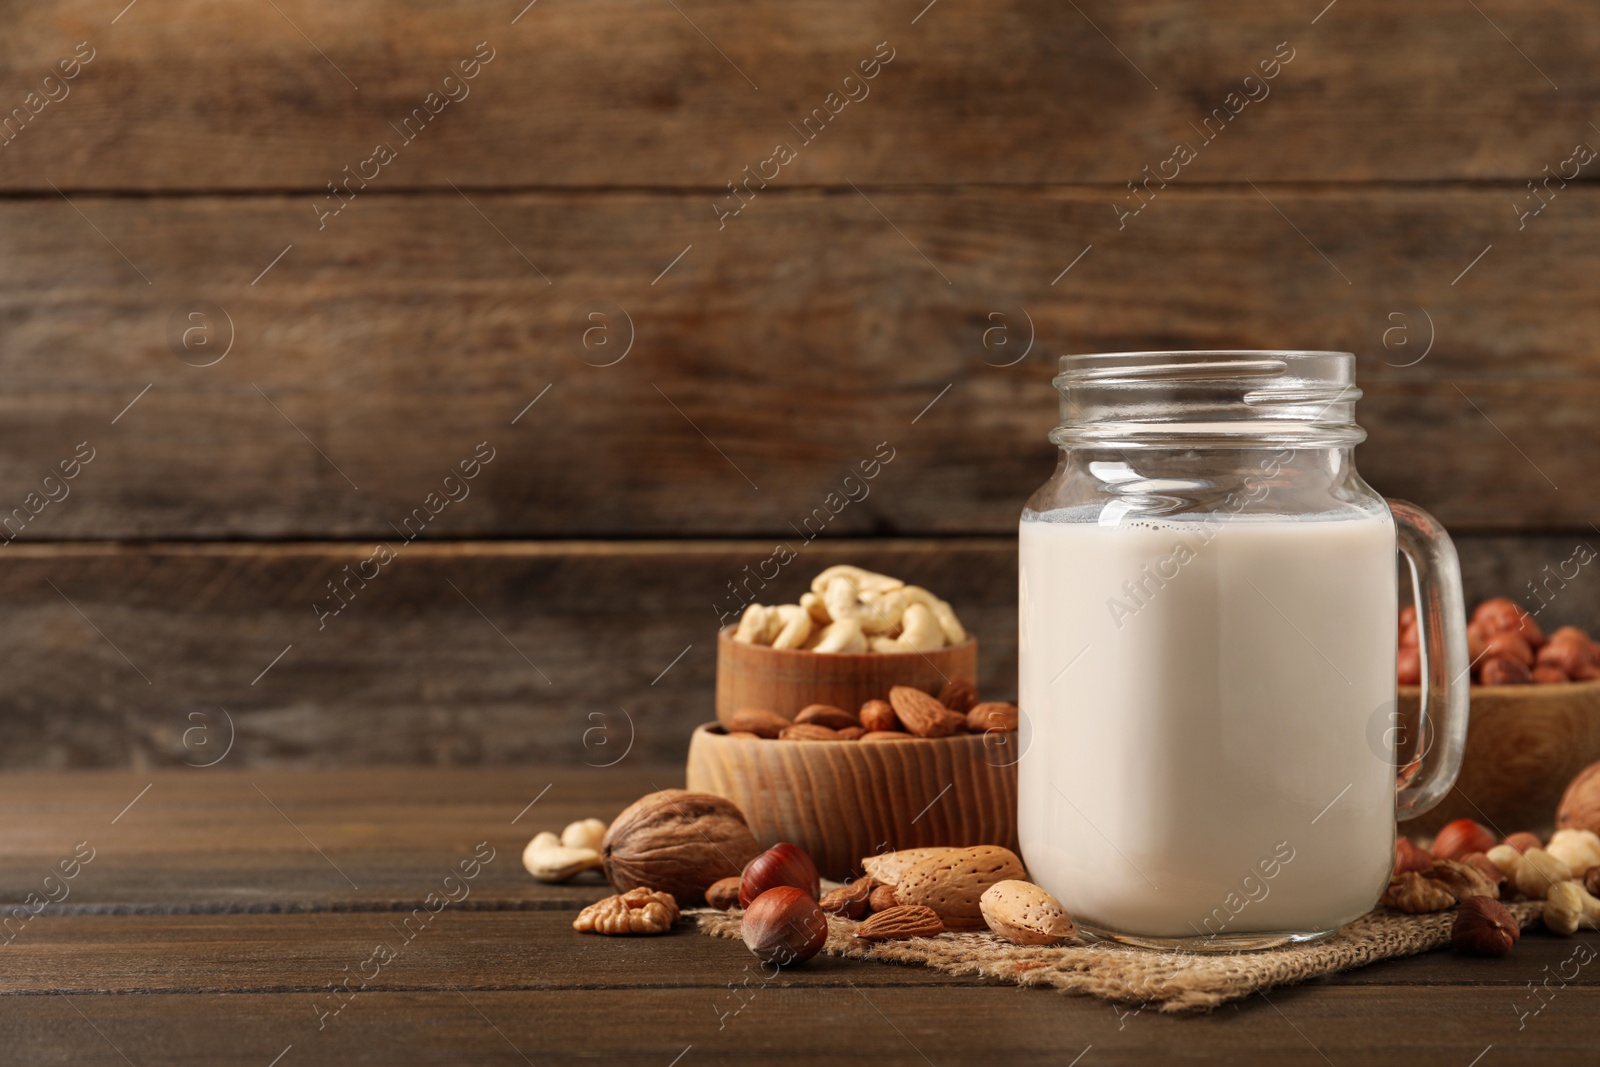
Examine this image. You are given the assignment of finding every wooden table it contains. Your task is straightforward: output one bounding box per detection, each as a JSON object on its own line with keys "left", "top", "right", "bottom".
{"left": 2, "top": 767, "right": 1593, "bottom": 1065}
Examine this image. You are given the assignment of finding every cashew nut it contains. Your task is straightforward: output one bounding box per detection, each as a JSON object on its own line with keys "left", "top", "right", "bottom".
{"left": 770, "top": 604, "right": 813, "bottom": 650}
{"left": 823, "top": 576, "right": 869, "bottom": 627}
{"left": 857, "top": 587, "right": 910, "bottom": 634}
{"left": 813, "top": 618, "right": 868, "bottom": 653}
{"left": 1545, "top": 880, "right": 1600, "bottom": 935}
{"left": 561, "top": 818, "right": 608, "bottom": 853}
{"left": 800, "top": 591, "right": 831, "bottom": 626}
{"left": 927, "top": 596, "right": 966, "bottom": 645}
{"left": 523, "top": 835, "right": 603, "bottom": 883}
{"left": 870, "top": 602, "right": 945, "bottom": 652}
{"left": 811, "top": 566, "right": 903, "bottom": 598}
{"left": 1547, "top": 829, "right": 1600, "bottom": 877}
{"left": 733, "top": 603, "right": 778, "bottom": 644}
{"left": 895, "top": 586, "right": 965, "bottom": 645}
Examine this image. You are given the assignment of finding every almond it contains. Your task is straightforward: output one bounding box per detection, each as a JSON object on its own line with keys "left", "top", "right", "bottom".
{"left": 835, "top": 726, "right": 865, "bottom": 741}
{"left": 979, "top": 880, "right": 1078, "bottom": 945}
{"left": 859, "top": 699, "right": 900, "bottom": 732}
{"left": 888, "top": 686, "right": 966, "bottom": 738}
{"left": 895, "top": 845, "right": 1027, "bottom": 930}
{"left": 967, "top": 702, "right": 1019, "bottom": 733}
{"left": 861, "top": 847, "right": 956, "bottom": 887}
{"left": 860, "top": 730, "right": 914, "bottom": 742}
{"left": 937, "top": 678, "right": 980, "bottom": 713}
{"left": 855, "top": 904, "right": 944, "bottom": 941}
{"left": 820, "top": 876, "right": 874, "bottom": 918}
{"left": 705, "top": 876, "right": 742, "bottom": 909}
{"left": 868, "top": 883, "right": 898, "bottom": 912}
{"left": 780, "top": 723, "right": 841, "bottom": 741}
{"left": 795, "top": 704, "right": 859, "bottom": 730}
{"left": 722, "top": 707, "right": 791, "bottom": 738}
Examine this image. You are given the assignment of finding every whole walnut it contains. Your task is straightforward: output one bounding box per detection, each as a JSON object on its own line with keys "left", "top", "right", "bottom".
{"left": 601, "top": 789, "right": 762, "bottom": 906}
{"left": 1557, "top": 762, "right": 1600, "bottom": 836}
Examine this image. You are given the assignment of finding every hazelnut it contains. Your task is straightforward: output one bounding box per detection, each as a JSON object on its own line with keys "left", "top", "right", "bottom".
{"left": 1472, "top": 597, "right": 1544, "bottom": 646}
{"left": 741, "top": 886, "right": 828, "bottom": 966}
{"left": 1537, "top": 638, "right": 1595, "bottom": 676}
{"left": 1557, "top": 761, "right": 1600, "bottom": 836}
{"left": 1393, "top": 837, "right": 1432, "bottom": 875}
{"left": 1431, "top": 818, "right": 1496, "bottom": 861}
{"left": 705, "top": 876, "right": 742, "bottom": 910}
{"left": 1451, "top": 896, "right": 1519, "bottom": 956}
{"left": 1397, "top": 644, "right": 1422, "bottom": 686}
{"left": 1502, "top": 831, "right": 1543, "bottom": 854}
{"left": 1481, "top": 630, "right": 1534, "bottom": 668}
{"left": 740, "top": 842, "right": 821, "bottom": 907}
{"left": 1466, "top": 621, "right": 1489, "bottom": 664}
{"left": 1585, "top": 866, "right": 1600, "bottom": 897}
{"left": 1547, "top": 625, "right": 1592, "bottom": 647}
{"left": 1480, "top": 657, "right": 1532, "bottom": 686}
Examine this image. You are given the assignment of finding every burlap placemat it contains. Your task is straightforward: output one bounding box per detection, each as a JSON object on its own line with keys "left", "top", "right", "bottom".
{"left": 693, "top": 901, "right": 1544, "bottom": 1013}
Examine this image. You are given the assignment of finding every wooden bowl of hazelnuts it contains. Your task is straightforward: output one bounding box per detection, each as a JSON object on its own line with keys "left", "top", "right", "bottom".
{"left": 1401, "top": 597, "right": 1600, "bottom": 835}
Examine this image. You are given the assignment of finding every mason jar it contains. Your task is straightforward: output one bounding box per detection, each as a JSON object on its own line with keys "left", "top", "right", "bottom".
{"left": 1017, "top": 350, "right": 1469, "bottom": 950}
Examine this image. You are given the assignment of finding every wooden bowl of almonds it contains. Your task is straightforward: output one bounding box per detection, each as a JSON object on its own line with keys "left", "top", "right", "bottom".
{"left": 688, "top": 684, "right": 1021, "bottom": 881}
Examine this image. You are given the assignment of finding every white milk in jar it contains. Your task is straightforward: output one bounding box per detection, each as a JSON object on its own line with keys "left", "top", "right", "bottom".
{"left": 1018, "top": 513, "right": 1397, "bottom": 940}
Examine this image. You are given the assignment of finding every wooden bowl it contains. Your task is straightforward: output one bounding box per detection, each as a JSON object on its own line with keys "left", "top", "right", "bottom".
{"left": 1400, "top": 680, "right": 1600, "bottom": 834}
{"left": 715, "top": 626, "right": 978, "bottom": 722}
{"left": 685, "top": 723, "right": 1019, "bottom": 880}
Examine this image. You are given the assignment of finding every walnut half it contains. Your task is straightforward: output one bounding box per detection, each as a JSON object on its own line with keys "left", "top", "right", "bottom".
{"left": 573, "top": 887, "right": 680, "bottom": 936}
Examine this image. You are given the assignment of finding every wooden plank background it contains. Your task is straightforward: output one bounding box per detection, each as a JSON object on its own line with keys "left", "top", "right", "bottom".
{"left": 1, "top": 0, "right": 1597, "bottom": 766}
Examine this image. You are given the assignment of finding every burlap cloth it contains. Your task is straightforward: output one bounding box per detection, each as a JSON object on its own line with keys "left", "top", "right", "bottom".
{"left": 693, "top": 901, "right": 1545, "bottom": 1013}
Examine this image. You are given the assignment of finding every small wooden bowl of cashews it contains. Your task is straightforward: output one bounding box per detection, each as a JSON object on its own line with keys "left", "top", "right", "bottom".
{"left": 714, "top": 566, "right": 977, "bottom": 722}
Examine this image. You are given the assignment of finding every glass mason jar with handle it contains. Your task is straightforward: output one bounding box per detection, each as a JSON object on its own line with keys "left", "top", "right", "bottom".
{"left": 1017, "top": 351, "right": 1468, "bottom": 951}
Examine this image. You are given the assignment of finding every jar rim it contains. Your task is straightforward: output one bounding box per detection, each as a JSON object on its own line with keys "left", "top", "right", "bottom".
{"left": 1050, "top": 349, "right": 1364, "bottom": 448}
{"left": 1056, "top": 349, "right": 1354, "bottom": 385}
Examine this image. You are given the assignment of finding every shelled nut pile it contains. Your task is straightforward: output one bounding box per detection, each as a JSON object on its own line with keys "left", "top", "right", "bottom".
{"left": 719, "top": 682, "right": 1017, "bottom": 741}
{"left": 731, "top": 566, "right": 966, "bottom": 654}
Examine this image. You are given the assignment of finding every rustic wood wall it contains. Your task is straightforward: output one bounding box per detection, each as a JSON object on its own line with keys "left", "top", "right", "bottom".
{"left": 1, "top": 0, "right": 1596, "bottom": 767}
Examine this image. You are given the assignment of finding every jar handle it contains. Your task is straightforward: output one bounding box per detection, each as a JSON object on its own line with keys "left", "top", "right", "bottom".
{"left": 1389, "top": 498, "right": 1471, "bottom": 820}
